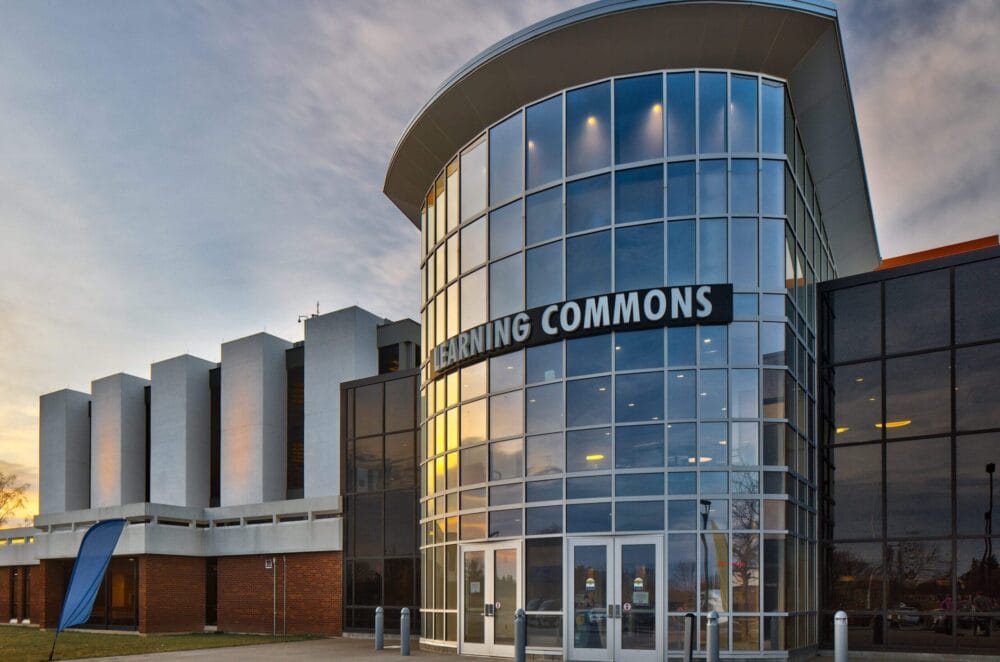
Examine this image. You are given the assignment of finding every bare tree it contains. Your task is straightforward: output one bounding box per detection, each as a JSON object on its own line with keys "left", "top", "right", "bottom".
{"left": 0, "top": 471, "right": 29, "bottom": 528}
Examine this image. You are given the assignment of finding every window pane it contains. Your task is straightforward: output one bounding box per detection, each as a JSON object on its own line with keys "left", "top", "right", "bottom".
{"left": 760, "top": 219, "right": 786, "bottom": 291}
{"left": 668, "top": 472, "right": 696, "bottom": 495}
{"left": 667, "top": 220, "right": 695, "bottom": 285}
{"left": 667, "top": 422, "right": 696, "bottom": 467}
{"left": 490, "top": 254, "right": 523, "bottom": 320}
{"left": 701, "top": 533, "right": 729, "bottom": 609}
{"left": 762, "top": 161, "right": 784, "bottom": 216}
{"left": 616, "top": 473, "right": 664, "bottom": 496}
{"left": 461, "top": 512, "right": 487, "bottom": 540}
{"left": 699, "top": 160, "right": 726, "bottom": 215}
{"left": 526, "top": 432, "right": 564, "bottom": 476}
{"left": 732, "top": 219, "right": 758, "bottom": 290}
{"left": 885, "top": 270, "right": 950, "bottom": 353}
{"left": 698, "top": 72, "right": 726, "bottom": 153}
{"left": 616, "top": 372, "right": 664, "bottom": 422}
{"left": 700, "top": 326, "right": 727, "bottom": 366}
{"left": 731, "top": 369, "right": 759, "bottom": 419}
{"left": 699, "top": 218, "right": 727, "bottom": 283}
{"left": 760, "top": 322, "right": 785, "bottom": 365}
{"left": 668, "top": 370, "right": 696, "bottom": 419}
{"left": 526, "top": 95, "right": 563, "bottom": 189}
{"left": 885, "top": 351, "right": 950, "bottom": 438}
{"left": 831, "top": 443, "right": 881, "bottom": 539}
{"left": 566, "top": 376, "right": 612, "bottom": 427}
{"left": 490, "top": 200, "right": 523, "bottom": 259}
{"left": 832, "top": 361, "right": 881, "bottom": 444}
{"left": 615, "top": 73, "right": 663, "bottom": 164}
{"left": 732, "top": 159, "right": 758, "bottom": 214}
{"left": 730, "top": 74, "right": 758, "bottom": 152}
{"left": 566, "top": 81, "right": 611, "bottom": 175}
{"left": 355, "top": 436, "right": 383, "bottom": 492}
{"left": 462, "top": 361, "right": 488, "bottom": 400}
{"left": 567, "top": 334, "right": 611, "bottom": 377}
{"left": 526, "top": 241, "right": 563, "bottom": 308}
{"left": 526, "top": 478, "right": 562, "bottom": 502}
{"left": 567, "top": 503, "right": 611, "bottom": 533}
{"left": 699, "top": 370, "right": 728, "bottom": 419}
{"left": 461, "top": 216, "right": 487, "bottom": 273}
{"left": 956, "top": 433, "right": 1000, "bottom": 535}
{"left": 667, "top": 162, "right": 695, "bottom": 217}
{"left": 668, "top": 326, "right": 696, "bottom": 366}
{"left": 526, "top": 342, "right": 563, "bottom": 384}
{"left": 668, "top": 534, "right": 697, "bottom": 610}
{"left": 831, "top": 284, "right": 881, "bottom": 363}
{"left": 526, "top": 507, "right": 563, "bottom": 537}
{"left": 386, "top": 432, "right": 415, "bottom": 489}
{"left": 698, "top": 422, "right": 728, "bottom": 466}
{"left": 568, "top": 474, "right": 611, "bottom": 498}
{"left": 567, "top": 173, "right": 611, "bottom": 233}
{"left": 667, "top": 72, "right": 695, "bottom": 156}
{"left": 526, "top": 185, "right": 562, "bottom": 245}
{"left": 761, "top": 81, "right": 784, "bottom": 154}
{"left": 490, "top": 438, "right": 523, "bottom": 481}
{"left": 460, "top": 399, "right": 487, "bottom": 445}
{"left": 616, "top": 424, "right": 665, "bottom": 468}
{"left": 615, "top": 165, "right": 663, "bottom": 223}
{"left": 617, "top": 501, "right": 664, "bottom": 531}
{"left": 956, "top": 258, "right": 1000, "bottom": 343}
{"left": 566, "top": 427, "right": 612, "bottom": 472}
{"left": 887, "top": 540, "right": 952, "bottom": 612}
{"left": 461, "top": 444, "right": 487, "bottom": 486}
{"left": 490, "top": 483, "right": 522, "bottom": 506}
{"left": 489, "top": 509, "right": 522, "bottom": 537}
{"left": 490, "top": 391, "right": 523, "bottom": 438}
{"left": 490, "top": 111, "right": 523, "bottom": 204}
{"left": 460, "top": 139, "right": 487, "bottom": 221}
{"left": 526, "top": 383, "right": 564, "bottom": 434}
{"left": 886, "top": 437, "right": 951, "bottom": 537}
{"left": 730, "top": 322, "right": 757, "bottom": 366}
{"left": 732, "top": 421, "right": 759, "bottom": 466}
{"left": 615, "top": 328, "right": 664, "bottom": 371}
{"left": 615, "top": 223, "right": 664, "bottom": 291}
{"left": 566, "top": 230, "right": 611, "bottom": 298}
{"left": 827, "top": 542, "right": 882, "bottom": 611}
{"left": 957, "top": 343, "right": 1000, "bottom": 431}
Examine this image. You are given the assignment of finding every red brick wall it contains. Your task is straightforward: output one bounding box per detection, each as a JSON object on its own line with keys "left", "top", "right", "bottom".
{"left": 0, "top": 565, "right": 40, "bottom": 623}
{"left": 31, "top": 560, "right": 65, "bottom": 628}
{"left": 138, "top": 555, "right": 206, "bottom": 633}
{"left": 217, "top": 552, "right": 342, "bottom": 636}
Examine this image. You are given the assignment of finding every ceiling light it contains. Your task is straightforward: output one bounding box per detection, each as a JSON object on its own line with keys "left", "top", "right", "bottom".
{"left": 586, "top": 454, "right": 605, "bottom": 462}
{"left": 876, "top": 420, "right": 912, "bottom": 429}
{"left": 836, "top": 426, "right": 850, "bottom": 434}
{"left": 587, "top": 116, "right": 597, "bottom": 126}
{"left": 652, "top": 103, "right": 662, "bottom": 113}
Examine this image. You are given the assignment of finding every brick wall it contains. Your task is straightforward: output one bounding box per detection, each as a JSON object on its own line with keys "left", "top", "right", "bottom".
{"left": 138, "top": 555, "right": 206, "bottom": 633}
{"left": 0, "top": 565, "right": 39, "bottom": 623}
{"left": 217, "top": 552, "right": 342, "bottom": 636}
{"left": 31, "top": 560, "right": 64, "bottom": 628}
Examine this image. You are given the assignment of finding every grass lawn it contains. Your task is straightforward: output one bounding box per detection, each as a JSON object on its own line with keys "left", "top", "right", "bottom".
{"left": 0, "top": 626, "right": 314, "bottom": 661}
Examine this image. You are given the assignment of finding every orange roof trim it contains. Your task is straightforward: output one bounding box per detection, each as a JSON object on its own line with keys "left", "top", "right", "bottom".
{"left": 876, "top": 236, "right": 999, "bottom": 271}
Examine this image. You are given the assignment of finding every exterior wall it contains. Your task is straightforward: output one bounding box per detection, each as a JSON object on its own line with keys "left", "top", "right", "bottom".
{"left": 303, "top": 308, "right": 382, "bottom": 499}
{"left": 91, "top": 374, "right": 150, "bottom": 508}
{"left": 217, "top": 551, "right": 342, "bottom": 635}
{"left": 151, "top": 355, "right": 216, "bottom": 507}
{"left": 138, "top": 555, "right": 206, "bottom": 633}
{"left": 32, "top": 560, "right": 64, "bottom": 628}
{"left": 221, "top": 333, "right": 291, "bottom": 506}
{"left": 39, "top": 389, "right": 91, "bottom": 514}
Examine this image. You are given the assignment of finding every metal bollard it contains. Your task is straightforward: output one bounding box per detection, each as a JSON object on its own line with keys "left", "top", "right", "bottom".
{"left": 683, "top": 612, "right": 695, "bottom": 662}
{"left": 514, "top": 608, "right": 526, "bottom": 662}
{"left": 375, "top": 607, "right": 384, "bottom": 650}
{"left": 834, "top": 610, "right": 848, "bottom": 662}
{"left": 400, "top": 607, "right": 411, "bottom": 656}
{"left": 707, "top": 610, "right": 719, "bottom": 662}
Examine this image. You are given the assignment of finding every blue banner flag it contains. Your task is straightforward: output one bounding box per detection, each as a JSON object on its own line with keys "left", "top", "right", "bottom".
{"left": 56, "top": 518, "right": 127, "bottom": 632}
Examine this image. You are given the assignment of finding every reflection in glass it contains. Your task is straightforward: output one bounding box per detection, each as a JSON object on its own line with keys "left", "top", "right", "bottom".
{"left": 526, "top": 96, "right": 563, "bottom": 189}
{"left": 886, "top": 437, "right": 950, "bottom": 537}
{"left": 494, "top": 548, "right": 519, "bottom": 643}
{"left": 463, "top": 550, "right": 486, "bottom": 643}
{"left": 616, "top": 472, "right": 664, "bottom": 496}
{"left": 615, "top": 165, "right": 663, "bottom": 223}
{"left": 732, "top": 421, "right": 759, "bottom": 466}
{"left": 573, "top": 545, "right": 608, "bottom": 648}
{"left": 616, "top": 372, "right": 664, "bottom": 422}
{"left": 489, "top": 111, "right": 522, "bottom": 204}
{"left": 831, "top": 284, "right": 881, "bottom": 363}
{"left": 489, "top": 254, "right": 523, "bottom": 320}
{"left": 733, "top": 533, "right": 760, "bottom": 611}
{"left": 885, "top": 352, "right": 950, "bottom": 438}
{"left": 489, "top": 391, "right": 523, "bottom": 439}
{"left": 701, "top": 532, "right": 729, "bottom": 612}
{"left": 668, "top": 326, "right": 696, "bottom": 366}
{"left": 526, "top": 383, "right": 564, "bottom": 434}
{"left": 732, "top": 159, "right": 758, "bottom": 214}
{"left": 667, "top": 162, "right": 695, "bottom": 217}
{"left": 667, "top": 72, "right": 695, "bottom": 156}
{"left": 828, "top": 542, "right": 883, "bottom": 611}
{"left": 568, "top": 334, "right": 611, "bottom": 377}
{"left": 567, "top": 82, "right": 611, "bottom": 176}
{"left": 885, "top": 270, "right": 950, "bottom": 353}
{"left": 668, "top": 423, "right": 696, "bottom": 467}
{"left": 620, "top": 543, "right": 657, "bottom": 649}
{"left": 956, "top": 434, "right": 1000, "bottom": 534}
{"left": 668, "top": 370, "right": 696, "bottom": 419}
{"left": 461, "top": 444, "right": 487, "bottom": 486}
{"left": 489, "top": 200, "right": 522, "bottom": 259}
{"left": 730, "top": 74, "right": 758, "bottom": 152}
{"left": 886, "top": 540, "right": 951, "bottom": 612}
{"left": 667, "top": 220, "right": 695, "bottom": 285}
{"left": 698, "top": 421, "right": 728, "bottom": 465}
{"left": 761, "top": 81, "right": 785, "bottom": 154}
{"left": 698, "top": 72, "right": 727, "bottom": 153}
{"left": 616, "top": 424, "right": 665, "bottom": 468}
{"left": 832, "top": 361, "right": 881, "bottom": 443}
{"left": 460, "top": 138, "right": 487, "bottom": 221}
{"left": 762, "top": 161, "right": 784, "bottom": 216}
{"left": 568, "top": 475, "right": 612, "bottom": 499}
{"left": 526, "top": 185, "right": 562, "bottom": 245}
{"left": 461, "top": 216, "right": 487, "bottom": 273}
{"left": 617, "top": 501, "right": 664, "bottom": 532}
{"left": 566, "top": 427, "right": 612, "bottom": 472}
{"left": 831, "top": 443, "right": 881, "bottom": 539}
{"left": 567, "top": 231, "right": 611, "bottom": 298}
{"left": 616, "top": 328, "right": 663, "bottom": 370}
{"left": 700, "top": 160, "right": 726, "bottom": 215}
{"left": 526, "top": 432, "right": 564, "bottom": 476}
{"left": 732, "top": 219, "right": 758, "bottom": 289}
{"left": 526, "top": 342, "right": 562, "bottom": 384}
{"left": 956, "top": 343, "right": 1000, "bottom": 431}
{"left": 526, "top": 478, "right": 562, "bottom": 502}
{"left": 490, "top": 350, "right": 523, "bottom": 392}
{"left": 699, "top": 370, "right": 728, "bottom": 418}
{"left": 526, "top": 538, "right": 562, "bottom": 611}
{"left": 699, "top": 218, "right": 727, "bottom": 283}
{"left": 615, "top": 74, "right": 663, "bottom": 164}
{"left": 526, "top": 241, "right": 563, "bottom": 308}
{"left": 489, "top": 510, "right": 522, "bottom": 539}
{"left": 956, "top": 258, "right": 1000, "bottom": 344}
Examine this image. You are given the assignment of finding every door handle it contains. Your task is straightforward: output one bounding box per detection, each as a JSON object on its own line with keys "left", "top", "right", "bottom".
{"left": 614, "top": 604, "right": 622, "bottom": 619}
{"left": 607, "top": 604, "right": 614, "bottom": 619}
{"left": 484, "top": 603, "right": 495, "bottom": 617}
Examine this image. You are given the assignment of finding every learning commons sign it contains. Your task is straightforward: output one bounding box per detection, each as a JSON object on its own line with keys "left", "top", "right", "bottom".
{"left": 431, "top": 284, "right": 733, "bottom": 377}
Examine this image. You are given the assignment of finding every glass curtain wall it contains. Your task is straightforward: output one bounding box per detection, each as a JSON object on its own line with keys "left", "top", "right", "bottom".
{"left": 418, "top": 70, "right": 834, "bottom": 655}
{"left": 820, "top": 254, "right": 1000, "bottom": 654}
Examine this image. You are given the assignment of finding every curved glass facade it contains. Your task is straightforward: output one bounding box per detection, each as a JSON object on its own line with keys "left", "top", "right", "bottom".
{"left": 417, "top": 70, "right": 835, "bottom": 655}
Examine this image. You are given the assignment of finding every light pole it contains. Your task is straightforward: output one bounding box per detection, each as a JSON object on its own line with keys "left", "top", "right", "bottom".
{"left": 984, "top": 463, "right": 995, "bottom": 602}
{"left": 700, "top": 499, "right": 712, "bottom": 613}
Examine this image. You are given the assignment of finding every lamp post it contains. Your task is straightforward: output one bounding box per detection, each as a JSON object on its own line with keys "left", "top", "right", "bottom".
{"left": 700, "top": 499, "right": 712, "bottom": 613}
{"left": 984, "top": 463, "right": 995, "bottom": 602}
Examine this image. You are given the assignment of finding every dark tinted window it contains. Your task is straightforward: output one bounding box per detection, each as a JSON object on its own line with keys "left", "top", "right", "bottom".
{"left": 615, "top": 223, "right": 663, "bottom": 291}
{"left": 955, "top": 258, "right": 1000, "bottom": 343}
{"left": 831, "top": 284, "right": 881, "bottom": 363}
{"left": 666, "top": 72, "right": 695, "bottom": 155}
{"left": 885, "top": 270, "right": 950, "bottom": 354}
{"left": 831, "top": 444, "right": 881, "bottom": 540}
{"left": 614, "top": 74, "right": 663, "bottom": 164}
{"left": 566, "top": 230, "right": 611, "bottom": 298}
{"left": 615, "top": 165, "right": 663, "bottom": 223}
{"left": 567, "top": 174, "right": 611, "bottom": 233}
{"left": 884, "top": 351, "right": 950, "bottom": 438}
{"left": 832, "top": 362, "right": 881, "bottom": 444}
{"left": 886, "top": 437, "right": 951, "bottom": 537}
{"left": 525, "top": 186, "right": 562, "bottom": 245}
{"left": 956, "top": 343, "right": 1000, "bottom": 431}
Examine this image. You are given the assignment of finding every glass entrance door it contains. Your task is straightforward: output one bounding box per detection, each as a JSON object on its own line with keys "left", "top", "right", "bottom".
{"left": 460, "top": 541, "right": 522, "bottom": 657}
{"left": 568, "top": 536, "right": 662, "bottom": 661}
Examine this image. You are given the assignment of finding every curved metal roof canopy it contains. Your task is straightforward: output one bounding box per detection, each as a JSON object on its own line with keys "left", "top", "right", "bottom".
{"left": 384, "top": 0, "right": 880, "bottom": 274}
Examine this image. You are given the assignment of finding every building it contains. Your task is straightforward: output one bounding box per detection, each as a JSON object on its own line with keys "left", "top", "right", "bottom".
{"left": 0, "top": 306, "right": 420, "bottom": 635}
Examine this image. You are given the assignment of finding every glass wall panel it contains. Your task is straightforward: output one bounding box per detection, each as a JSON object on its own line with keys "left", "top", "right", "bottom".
{"left": 489, "top": 254, "right": 524, "bottom": 320}
{"left": 668, "top": 326, "right": 696, "bottom": 366}
{"left": 956, "top": 343, "right": 1000, "bottom": 431}
{"left": 567, "top": 503, "right": 612, "bottom": 533}
{"left": 566, "top": 428, "right": 612, "bottom": 472}
{"left": 761, "top": 80, "right": 785, "bottom": 154}
{"left": 615, "top": 328, "right": 664, "bottom": 371}
{"left": 831, "top": 284, "right": 881, "bottom": 363}
{"left": 615, "top": 223, "right": 663, "bottom": 291}
{"left": 617, "top": 501, "right": 664, "bottom": 531}
{"left": 461, "top": 216, "right": 487, "bottom": 273}
{"left": 566, "top": 376, "right": 612, "bottom": 427}
{"left": 568, "top": 475, "right": 612, "bottom": 498}
{"left": 699, "top": 218, "right": 727, "bottom": 283}
{"left": 566, "top": 230, "right": 611, "bottom": 298}
{"left": 566, "top": 81, "right": 611, "bottom": 175}
{"left": 699, "top": 370, "right": 728, "bottom": 419}
{"left": 698, "top": 72, "right": 727, "bottom": 153}
{"left": 761, "top": 219, "right": 786, "bottom": 291}
{"left": 460, "top": 138, "right": 487, "bottom": 221}
{"left": 526, "top": 539, "right": 563, "bottom": 611}
{"left": 489, "top": 391, "right": 523, "bottom": 439}
{"left": 885, "top": 351, "right": 950, "bottom": 438}
{"left": 490, "top": 438, "right": 524, "bottom": 481}
{"left": 525, "top": 185, "right": 562, "bottom": 245}
{"left": 567, "top": 335, "right": 611, "bottom": 377}
{"left": 527, "top": 479, "right": 562, "bottom": 502}
{"left": 955, "top": 433, "right": 1000, "bottom": 535}
{"left": 885, "top": 270, "right": 950, "bottom": 354}
{"left": 730, "top": 74, "right": 758, "bottom": 153}
{"left": 762, "top": 160, "right": 784, "bottom": 216}
{"left": 526, "top": 342, "right": 563, "bottom": 384}
{"left": 828, "top": 542, "right": 882, "bottom": 611}
{"left": 489, "top": 200, "right": 523, "bottom": 259}
{"left": 832, "top": 361, "right": 881, "bottom": 444}
{"left": 461, "top": 268, "right": 487, "bottom": 331}
{"left": 616, "top": 165, "right": 663, "bottom": 223}
{"left": 667, "top": 162, "right": 695, "bottom": 217}
{"left": 668, "top": 370, "right": 696, "bottom": 420}
{"left": 490, "top": 351, "right": 523, "bottom": 392}
{"left": 526, "top": 383, "right": 564, "bottom": 434}
{"left": 490, "top": 111, "right": 523, "bottom": 204}
{"left": 699, "top": 160, "right": 727, "bottom": 215}
{"left": 667, "top": 422, "right": 696, "bottom": 467}
{"left": 616, "top": 424, "right": 665, "bottom": 468}
{"left": 666, "top": 72, "right": 695, "bottom": 156}
{"left": 831, "top": 443, "right": 881, "bottom": 540}
{"left": 526, "top": 241, "right": 563, "bottom": 308}
{"left": 732, "top": 219, "right": 758, "bottom": 290}
{"left": 526, "top": 432, "right": 564, "bottom": 476}
{"left": 667, "top": 220, "right": 695, "bottom": 285}
{"left": 526, "top": 96, "right": 563, "bottom": 189}
{"left": 615, "top": 74, "right": 663, "bottom": 164}
{"left": 567, "top": 174, "right": 611, "bottom": 233}
{"left": 886, "top": 437, "right": 951, "bottom": 537}
{"left": 732, "top": 159, "right": 758, "bottom": 214}
{"left": 616, "top": 372, "right": 664, "bottom": 422}
{"left": 956, "top": 258, "right": 1000, "bottom": 343}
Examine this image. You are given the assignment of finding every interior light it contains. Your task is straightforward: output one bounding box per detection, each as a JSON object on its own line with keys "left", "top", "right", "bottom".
{"left": 615, "top": 345, "right": 622, "bottom": 351}
{"left": 587, "top": 116, "right": 597, "bottom": 126}
{"left": 688, "top": 457, "right": 697, "bottom": 464}
{"left": 868, "top": 397, "right": 876, "bottom": 402}
{"left": 627, "top": 402, "right": 635, "bottom": 407}
{"left": 719, "top": 440, "right": 727, "bottom": 445}
{"left": 586, "top": 454, "right": 605, "bottom": 462}
{"left": 876, "top": 420, "right": 912, "bottom": 429}
{"left": 703, "top": 338, "right": 712, "bottom": 344}
{"left": 598, "top": 386, "right": 607, "bottom": 392}
{"left": 699, "top": 392, "right": 707, "bottom": 397}
{"left": 676, "top": 374, "right": 685, "bottom": 379}
{"left": 528, "top": 139, "right": 535, "bottom": 149}
{"left": 855, "top": 377, "right": 864, "bottom": 383}
{"left": 699, "top": 457, "right": 714, "bottom": 463}
{"left": 652, "top": 103, "right": 662, "bottom": 113}
{"left": 836, "top": 426, "right": 850, "bottom": 434}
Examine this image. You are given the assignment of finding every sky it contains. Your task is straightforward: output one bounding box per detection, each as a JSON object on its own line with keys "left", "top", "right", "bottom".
{"left": 0, "top": 0, "right": 997, "bottom": 523}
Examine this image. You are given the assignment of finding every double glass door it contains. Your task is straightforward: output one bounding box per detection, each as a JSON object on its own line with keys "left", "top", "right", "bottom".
{"left": 460, "top": 541, "right": 521, "bottom": 657}
{"left": 568, "top": 536, "right": 662, "bottom": 661}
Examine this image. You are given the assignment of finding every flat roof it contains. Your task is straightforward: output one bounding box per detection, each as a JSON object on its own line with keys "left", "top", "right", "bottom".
{"left": 384, "top": 0, "right": 880, "bottom": 275}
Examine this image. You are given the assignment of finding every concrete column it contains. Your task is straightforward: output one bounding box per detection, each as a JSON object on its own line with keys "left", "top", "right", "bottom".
{"left": 220, "top": 333, "right": 291, "bottom": 506}
{"left": 150, "top": 355, "right": 215, "bottom": 507}
{"left": 303, "top": 307, "right": 383, "bottom": 498}
{"left": 91, "top": 373, "right": 150, "bottom": 507}
{"left": 39, "top": 389, "right": 91, "bottom": 514}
